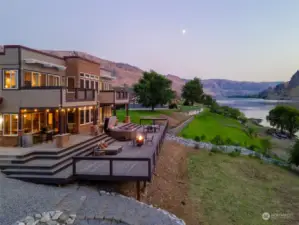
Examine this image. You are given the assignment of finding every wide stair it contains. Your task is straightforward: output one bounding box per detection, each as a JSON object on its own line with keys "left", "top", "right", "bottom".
{"left": 0, "top": 133, "right": 116, "bottom": 184}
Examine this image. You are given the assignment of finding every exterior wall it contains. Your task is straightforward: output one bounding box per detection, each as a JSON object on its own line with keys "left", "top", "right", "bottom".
{"left": 0, "top": 133, "right": 18, "bottom": 146}
{"left": 65, "top": 58, "right": 100, "bottom": 88}
{"left": 78, "top": 123, "right": 92, "bottom": 134}
{"left": 0, "top": 47, "right": 19, "bottom": 66}
{"left": 21, "top": 48, "right": 66, "bottom": 76}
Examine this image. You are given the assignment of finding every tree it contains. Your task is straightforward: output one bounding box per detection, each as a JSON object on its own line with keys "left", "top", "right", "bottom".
{"left": 133, "top": 70, "right": 175, "bottom": 111}
{"left": 289, "top": 139, "right": 299, "bottom": 166}
{"left": 181, "top": 77, "right": 204, "bottom": 105}
{"left": 201, "top": 94, "right": 214, "bottom": 106}
{"left": 267, "top": 105, "right": 299, "bottom": 137}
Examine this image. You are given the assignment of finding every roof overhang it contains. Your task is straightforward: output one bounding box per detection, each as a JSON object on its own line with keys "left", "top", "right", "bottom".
{"left": 24, "top": 58, "right": 66, "bottom": 71}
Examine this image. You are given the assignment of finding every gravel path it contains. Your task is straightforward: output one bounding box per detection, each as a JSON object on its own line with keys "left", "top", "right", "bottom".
{"left": 0, "top": 174, "right": 185, "bottom": 225}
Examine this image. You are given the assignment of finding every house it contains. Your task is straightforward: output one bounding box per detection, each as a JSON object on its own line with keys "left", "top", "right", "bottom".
{"left": 0, "top": 45, "right": 129, "bottom": 147}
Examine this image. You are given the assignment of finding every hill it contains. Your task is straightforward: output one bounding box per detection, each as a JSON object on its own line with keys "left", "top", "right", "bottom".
{"left": 258, "top": 70, "right": 299, "bottom": 100}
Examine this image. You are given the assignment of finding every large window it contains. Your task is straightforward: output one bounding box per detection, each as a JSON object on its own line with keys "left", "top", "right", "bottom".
{"left": 48, "top": 75, "right": 60, "bottom": 86}
{"left": 3, "top": 114, "right": 18, "bottom": 136}
{"left": 24, "top": 71, "right": 47, "bottom": 87}
{"left": 3, "top": 70, "right": 18, "bottom": 89}
{"left": 79, "top": 108, "right": 93, "bottom": 125}
{"left": 22, "top": 113, "right": 42, "bottom": 134}
{"left": 79, "top": 73, "right": 99, "bottom": 90}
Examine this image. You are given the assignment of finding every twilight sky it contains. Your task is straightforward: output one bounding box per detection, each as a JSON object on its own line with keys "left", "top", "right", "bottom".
{"left": 1, "top": 0, "right": 299, "bottom": 82}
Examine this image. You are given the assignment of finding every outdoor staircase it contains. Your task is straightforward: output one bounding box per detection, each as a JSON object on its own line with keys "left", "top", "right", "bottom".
{"left": 0, "top": 133, "right": 116, "bottom": 184}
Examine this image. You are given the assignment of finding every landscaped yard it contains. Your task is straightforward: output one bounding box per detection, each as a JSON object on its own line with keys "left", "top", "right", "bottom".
{"left": 180, "top": 110, "right": 265, "bottom": 150}
{"left": 188, "top": 151, "right": 299, "bottom": 225}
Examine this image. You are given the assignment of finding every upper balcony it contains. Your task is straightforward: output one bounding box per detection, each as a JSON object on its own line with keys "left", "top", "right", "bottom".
{"left": 98, "top": 90, "right": 129, "bottom": 105}
{"left": 0, "top": 86, "right": 97, "bottom": 110}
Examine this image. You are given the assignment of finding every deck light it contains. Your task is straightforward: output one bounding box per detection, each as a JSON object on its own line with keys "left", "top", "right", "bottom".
{"left": 136, "top": 134, "right": 144, "bottom": 147}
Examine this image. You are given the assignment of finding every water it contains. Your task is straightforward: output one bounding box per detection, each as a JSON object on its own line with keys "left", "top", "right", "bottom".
{"left": 217, "top": 98, "right": 298, "bottom": 127}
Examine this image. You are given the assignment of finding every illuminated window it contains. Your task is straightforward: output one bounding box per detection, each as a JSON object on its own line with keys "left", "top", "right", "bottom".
{"left": 3, "top": 70, "right": 18, "bottom": 89}
{"left": 48, "top": 75, "right": 60, "bottom": 86}
{"left": 24, "top": 71, "right": 47, "bottom": 87}
{"left": 3, "top": 114, "right": 18, "bottom": 136}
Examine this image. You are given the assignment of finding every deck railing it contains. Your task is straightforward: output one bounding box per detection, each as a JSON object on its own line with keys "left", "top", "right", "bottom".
{"left": 72, "top": 119, "right": 168, "bottom": 182}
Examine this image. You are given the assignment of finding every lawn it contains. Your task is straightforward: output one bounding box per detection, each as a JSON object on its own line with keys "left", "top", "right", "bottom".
{"left": 178, "top": 105, "right": 202, "bottom": 112}
{"left": 188, "top": 151, "right": 299, "bottom": 225}
{"left": 116, "top": 109, "right": 173, "bottom": 124}
{"left": 180, "top": 110, "right": 264, "bottom": 150}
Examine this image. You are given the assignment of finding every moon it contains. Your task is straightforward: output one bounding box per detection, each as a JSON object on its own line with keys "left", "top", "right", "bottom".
{"left": 182, "top": 29, "right": 186, "bottom": 35}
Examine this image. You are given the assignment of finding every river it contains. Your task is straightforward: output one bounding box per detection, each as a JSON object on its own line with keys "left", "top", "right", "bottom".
{"left": 217, "top": 98, "right": 298, "bottom": 127}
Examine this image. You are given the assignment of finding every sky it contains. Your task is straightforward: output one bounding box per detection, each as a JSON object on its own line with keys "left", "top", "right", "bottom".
{"left": 1, "top": 0, "right": 299, "bottom": 82}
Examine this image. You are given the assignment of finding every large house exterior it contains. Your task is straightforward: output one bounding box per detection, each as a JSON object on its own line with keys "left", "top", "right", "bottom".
{"left": 0, "top": 45, "right": 129, "bottom": 147}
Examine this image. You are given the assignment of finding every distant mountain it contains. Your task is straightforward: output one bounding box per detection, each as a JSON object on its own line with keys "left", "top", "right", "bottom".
{"left": 258, "top": 70, "right": 299, "bottom": 100}
{"left": 166, "top": 75, "right": 281, "bottom": 97}
{"left": 0, "top": 46, "right": 281, "bottom": 97}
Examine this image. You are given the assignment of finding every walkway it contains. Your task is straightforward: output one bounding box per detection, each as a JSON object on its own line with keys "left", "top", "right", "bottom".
{"left": 0, "top": 173, "right": 184, "bottom": 225}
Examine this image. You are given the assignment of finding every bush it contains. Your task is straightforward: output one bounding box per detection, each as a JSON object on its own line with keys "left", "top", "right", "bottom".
{"left": 200, "top": 134, "right": 206, "bottom": 141}
{"left": 225, "top": 138, "right": 233, "bottom": 145}
{"left": 248, "top": 144, "right": 258, "bottom": 151}
{"left": 169, "top": 103, "right": 178, "bottom": 109}
{"left": 183, "top": 100, "right": 190, "bottom": 106}
{"left": 289, "top": 139, "right": 299, "bottom": 166}
{"left": 211, "top": 147, "right": 221, "bottom": 153}
{"left": 211, "top": 135, "right": 224, "bottom": 145}
{"left": 228, "top": 149, "right": 241, "bottom": 157}
{"left": 194, "top": 136, "right": 201, "bottom": 142}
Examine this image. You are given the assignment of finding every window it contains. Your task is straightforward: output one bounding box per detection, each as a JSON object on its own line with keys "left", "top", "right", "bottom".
{"left": 24, "top": 71, "right": 47, "bottom": 87}
{"left": 91, "top": 108, "right": 94, "bottom": 122}
{"left": 80, "top": 110, "right": 85, "bottom": 125}
{"left": 3, "top": 114, "right": 18, "bottom": 136}
{"left": 86, "top": 109, "right": 90, "bottom": 123}
{"left": 80, "top": 79, "right": 84, "bottom": 88}
{"left": 48, "top": 75, "right": 60, "bottom": 86}
{"left": 3, "top": 70, "right": 18, "bottom": 89}
{"left": 95, "top": 81, "right": 98, "bottom": 91}
{"left": 90, "top": 80, "right": 94, "bottom": 90}
{"left": 67, "top": 77, "right": 75, "bottom": 92}
{"left": 79, "top": 108, "right": 93, "bottom": 125}
{"left": 85, "top": 80, "right": 89, "bottom": 89}
{"left": 22, "top": 113, "right": 41, "bottom": 134}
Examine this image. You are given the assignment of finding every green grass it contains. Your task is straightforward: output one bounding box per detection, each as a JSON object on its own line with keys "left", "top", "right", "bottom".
{"left": 188, "top": 151, "right": 299, "bottom": 225}
{"left": 116, "top": 109, "right": 172, "bottom": 124}
{"left": 178, "top": 105, "right": 202, "bottom": 112}
{"left": 180, "top": 110, "right": 264, "bottom": 150}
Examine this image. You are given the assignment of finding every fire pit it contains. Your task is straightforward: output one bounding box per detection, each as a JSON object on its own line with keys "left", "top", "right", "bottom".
{"left": 136, "top": 134, "right": 144, "bottom": 146}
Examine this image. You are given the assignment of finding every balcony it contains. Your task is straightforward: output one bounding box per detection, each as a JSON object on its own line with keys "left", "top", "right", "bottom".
{"left": 65, "top": 88, "right": 96, "bottom": 102}
{"left": 14, "top": 86, "right": 97, "bottom": 108}
{"left": 98, "top": 90, "right": 129, "bottom": 105}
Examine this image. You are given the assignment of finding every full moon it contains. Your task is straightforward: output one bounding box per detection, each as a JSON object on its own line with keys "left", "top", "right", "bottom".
{"left": 182, "top": 29, "right": 186, "bottom": 35}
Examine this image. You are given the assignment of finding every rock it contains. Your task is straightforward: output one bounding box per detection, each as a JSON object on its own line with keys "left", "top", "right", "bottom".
{"left": 52, "top": 211, "right": 63, "bottom": 220}
{"left": 47, "top": 221, "right": 58, "bottom": 225}
{"left": 35, "top": 214, "right": 42, "bottom": 219}
{"left": 65, "top": 217, "right": 75, "bottom": 224}
{"left": 49, "top": 211, "right": 56, "bottom": 217}
{"left": 58, "top": 212, "right": 70, "bottom": 223}
{"left": 24, "top": 216, "right": 35, "bottom": 224}
{"left": 40, "top": 213, "right": 51, "bottom": 223}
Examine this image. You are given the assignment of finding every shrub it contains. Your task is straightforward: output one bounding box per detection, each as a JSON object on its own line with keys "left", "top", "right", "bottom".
{"left": 183, "top": 100, "right": 190, "bottom": 106}
{"left": 211, "top": 147, "right": 221, "bottom": 153}
{"left": 200, "top": 134, "right": 206, "bottom": 141}
{"left": 248, "top": 144, "right": 258, "bottom": 151}
{"left": 211, "top": 135, "right": 224, "bottom": 145}
{"left": 182, "top": 133, "right": 188, "bottom": 138}
{"left": 289, "top": 139, "right": 299, "bottom": 166}
{"left": 225, "top": 138, "right": 233, "bottom": 145}
{"left": 228, "top": 149, "right": 241, "bottom": 157}
{"left": 194, "top": 136, "right": 201, "bottom": 142}
{"left": 260, "top": 139, "right": 272, "bottom": 154}
{"left": 169, "top": 103, "right": 178, "bottom": 109}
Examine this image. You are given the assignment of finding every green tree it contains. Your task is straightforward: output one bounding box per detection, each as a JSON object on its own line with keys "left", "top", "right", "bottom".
{"left": 289, "top": 139, "right": 299, "bottom": 166}
{"left": 267, "top": 105, "right": 299, "bottom": 137}
{"left": 133, "top": 70, "right": 175, "bottom": 111}
{"left": 181, "top": 77, "right": 204, "bottom": 105}
{"left": 201, "top": 94, "right": 214, "bottom": 106}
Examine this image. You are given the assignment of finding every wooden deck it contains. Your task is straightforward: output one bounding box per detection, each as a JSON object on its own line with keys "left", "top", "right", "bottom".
{"left": 73, "top": 122, "right": 168, "bottom": 182}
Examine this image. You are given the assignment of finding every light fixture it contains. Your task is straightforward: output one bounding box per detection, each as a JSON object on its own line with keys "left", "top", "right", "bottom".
{"left": 15, "top": 115, "right": 18, "bottom": 119}
{"left": 89, "top": 106, "right": 93, "bottom": 109}
{"left": 34, "top": 109, "right": 37, "bottom": 112}
{"left": 24, "top": 115, "right": 27, "bottom": 118}
{"left": 67, "top": 108, "right": 70, "bottom": 111}
{"left": 56, "top": 109, "right": 58, "bottom": 112}
{"left": 46, "top": 109, "right": 49, "bottom": 112}
{"left": 61, "top": 109, "right": 65, "bottom": 112}
{"left": 84, "top": 106, "right": 86, "bottom": 110}
{"left": 22, "top": 109, "right": 27, "bottom": 112}
{"left": 0, "top": 117, "right": 3, "bottom": 124}
{"left": 79, "top": 107, "right": 81, "bottom": 110}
